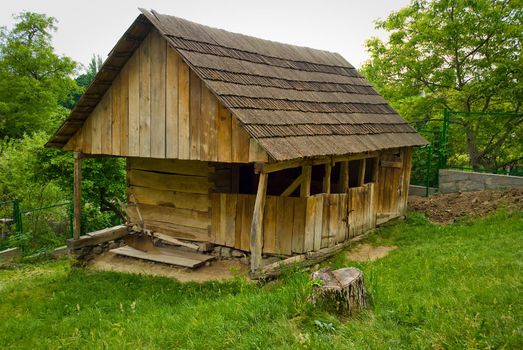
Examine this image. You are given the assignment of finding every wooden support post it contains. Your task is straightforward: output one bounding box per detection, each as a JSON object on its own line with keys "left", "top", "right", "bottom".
{"left": 301, "top": 165, "right": 312, "bottom": 197}
{"left": 323, "top": 163, "right": 332, "bottom": 194}
{"left": 373, "top": 157, "right": 379, "bottom": 183}
{"left": 358, "top": 158, "right": 366, "bottom": 186}
{"left": 250, "top": 172, "right": 268, "bottom": 273}
{"left": 73, "top": 152, "right": 82, "bottom": 240}
{"left": 340, "top": 161, "right": 349, "bottom": 192}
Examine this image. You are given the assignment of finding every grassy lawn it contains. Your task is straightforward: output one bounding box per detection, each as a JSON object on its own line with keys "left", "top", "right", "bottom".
{"left": 0, "top": 210, "right": 522, "bottom": 349}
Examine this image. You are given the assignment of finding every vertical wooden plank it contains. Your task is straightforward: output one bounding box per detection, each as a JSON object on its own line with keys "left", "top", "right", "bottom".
{"left": 217, "top": 105, "right": 232, "bottom": 162}
{"left": 225, "top": 194, "right": 237, "bottom": 247}
{"left": 292, "top": 198, "right": 306, "bottom": 253}
{"left": 73, "top": 152, "right": 82, "bottom": 239}
{"left": 218, "top": 194, "right": 227, "bottom": 245}
{"left": 128, "top": 51, "right": 140, "bottom": 157}
{"left": 189, "top": 71, "right": 201, "bottom": 159}
{"left": 231, "top": 116, "right": 250, "bottom": 162}
{"left": 328, "top": 195, "right": 339, "bottom": 246}
{"left": 178, "top": 59, "right": 190, "bottom": 159}
{"left": 323, "top": 163, "right": 332, "bottom": 194}
{"left": 280, "top": 197, "right": 294, "bottom": 255}
{"left": 340, "top": 161, "right": 349, "bottom": 192}
{"left": 165, "top": 46, "right": 179, "bottom": 158}
{"left": 100, "top": 88, "right": 112, "bottom": 154}
{"left": 241, "top": 196, "right": 252, "bottom": 251}
{"left": 301, "top": 165, "right": 312, "bottom": 197}
{"left": 150, "top": 31, "right": 166, "bottom": 158}
{"left": 358, "top": 158, "right": 366, "bottom": 186}
{"left": 139, "top": 33, "right": 151, "bottom": 157}
{"left": 211, "top": 194, "right": 220, "bottom": 244}
{"left": 82, "top": 114, "right": 92, "bottom": 154}
{"left": 250, "top": 172, "right": 267, "bottom": 272}
{"left": 321, "top": 195, "right": 330, "bottom": 248}
{"left": 201, "top": 83, "right": 218, "bottom": 161}
{"left": 234, "top": 195, "right": 243, "bottom": 249}
{"left": 91, "top": 100, "right": 102, "bottom": 154}
{"left": 119, "top": 63, "right": 130, "bottom": 156}
{"left": 111, "top": 71, "right": 121, "bottom": 155}
{"left": 262, "top": 196, "right": 277, "bottom": 254}
{"left": 313, "top": 195, "right": 323, "bottom": 251}
{"left": 304, "top": 196, "right": 315, "bottom": 252}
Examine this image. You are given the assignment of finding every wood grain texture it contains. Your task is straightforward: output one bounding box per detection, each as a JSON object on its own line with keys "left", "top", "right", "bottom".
{"left": 139, "top": 32, "right": 152, "bottom": 157}
{"left": 165, "top": 46, "right": 179, "bottom": 158}
{"left": 128, "top": 50, "right": 140, "bottom": 156}
{"left": 150, "top": 30, "right": 166, "bottom": 158}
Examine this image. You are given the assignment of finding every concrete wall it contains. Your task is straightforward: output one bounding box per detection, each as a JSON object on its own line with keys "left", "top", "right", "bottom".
{"left": 439, "top": 169, "right": 523, "bottom": 193}
{"left": 409, "top": 185, "right": 438, "bottom": 197}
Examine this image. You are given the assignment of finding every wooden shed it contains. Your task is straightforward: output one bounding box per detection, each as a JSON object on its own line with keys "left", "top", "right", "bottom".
{"left": 47, "top": 9, "right": 427, "bottom": 275}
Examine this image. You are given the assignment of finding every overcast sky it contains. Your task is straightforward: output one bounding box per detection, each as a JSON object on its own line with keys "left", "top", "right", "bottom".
{"left": 1, "top": 0, "right": 410, "bottom": 72}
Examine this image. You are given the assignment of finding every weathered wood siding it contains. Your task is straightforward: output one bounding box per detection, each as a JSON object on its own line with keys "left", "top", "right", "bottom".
{"left": 348, "top": 183, "right": 376, "bottom": 237}
{"left": 64, "top": 29, "right": 268, "bottom": 163}
{"left": 375, "top": 147, "right": 411, "bottom": 224}
{"left": 126, "top": 158, "right": 213, "bottom": 241}
{"left": 211, "top": 194, "right": 307, "bottom": 255}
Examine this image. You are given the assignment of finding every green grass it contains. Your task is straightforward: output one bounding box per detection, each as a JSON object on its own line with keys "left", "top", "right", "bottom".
{"left": 0, "top": 210, "right": 522, "bottom": 349}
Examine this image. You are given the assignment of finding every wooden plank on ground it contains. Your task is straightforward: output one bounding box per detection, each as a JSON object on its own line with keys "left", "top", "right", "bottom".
{"left": 111, "top": 246, "right": 208, "bottom": 268}
{"left": 68, "top": 225, "right": 128, "bottom": 249}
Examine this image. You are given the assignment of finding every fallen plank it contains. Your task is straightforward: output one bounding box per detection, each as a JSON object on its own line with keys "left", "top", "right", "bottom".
{"left": 251, "top": 231, "right": 372, "bottom": 279}
{"left": 68, "top": 225, "right": 129, "bottom": 250}
{"left": 153, "top": 232, "right": 199, "bottom": 250}
{"left": 0, "top": 247, "right": 21, "bottom": 262}
{"left": 111, "top": 245, "right": 212, "bottom": 268}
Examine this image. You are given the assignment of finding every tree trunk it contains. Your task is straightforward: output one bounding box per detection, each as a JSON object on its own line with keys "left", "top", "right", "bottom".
{"left": 311, "top": 267, "right": 367, "bottom": 316}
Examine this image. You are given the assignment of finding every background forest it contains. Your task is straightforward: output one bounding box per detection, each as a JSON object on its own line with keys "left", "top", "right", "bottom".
{"left": 0, "top": 0, "right": 521, "bottom": 254}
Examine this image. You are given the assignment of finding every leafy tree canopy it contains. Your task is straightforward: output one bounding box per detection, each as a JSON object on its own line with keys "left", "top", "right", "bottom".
{"left": 0, "top": 12, "right": 80, "bottom": 139}
{"left": 362, "top": 0, "right": 523, "bottom": 170}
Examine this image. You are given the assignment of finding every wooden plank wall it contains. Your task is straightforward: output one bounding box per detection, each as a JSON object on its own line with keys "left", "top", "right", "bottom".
{"left": 304, "top": 193, "right": 349, "bottom": 252}
{"left": 126, "top": 157, "right": 213, "bottom": 241}
{"left": 348, "top": 183, "right": 376, "bottom": 237}
{"left": 375, "top": 148, "right": 404, "bottom": 222}
{"left": 64, "top": 29, "right": 268, "bottom": 163}
{"left": 211, "top": 194, "right": 307, "bottom": 256}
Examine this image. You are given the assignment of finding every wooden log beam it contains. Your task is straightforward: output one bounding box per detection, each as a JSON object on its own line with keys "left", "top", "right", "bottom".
{"left": 257, "top": 152, "right": 379, "bottom": 174}
{"left": 73, "top": 152, "right": 82, "bottom": 240}
{"left": 339, "top": 161, "right": 349, "bottom": 193}
{"left": 358, "top": 158, "right": 366, "bottom": 186}
{"left": 323, "top": 163, "right": 332, "bottom": 194}
{"left": 67, "top": 225, "right": 129, "bottom": 250}
{"left": 301, "top": 166, "right": 312, "bottom": 197}
{"left": 251, "top": 231, "right": 372, "bottom": 279}
{"left": 250, "top": 172, "right": 268, "bottom": 273}
{"left": 281, "top": 174, "right": 304, "bottom": 197}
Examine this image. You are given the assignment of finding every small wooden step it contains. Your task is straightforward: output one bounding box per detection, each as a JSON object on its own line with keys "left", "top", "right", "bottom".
{"left": 111, "top": 245, "right": 214, "bottom": 268}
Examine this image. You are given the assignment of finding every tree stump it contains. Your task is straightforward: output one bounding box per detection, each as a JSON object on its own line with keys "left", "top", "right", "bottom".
{"left": 311, "top": 267, "right": 367, "bottom": 315}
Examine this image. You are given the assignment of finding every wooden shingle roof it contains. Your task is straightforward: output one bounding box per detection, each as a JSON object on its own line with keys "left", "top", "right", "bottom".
{"left": 47, "top": 9, "right": 427, "bottom": 161}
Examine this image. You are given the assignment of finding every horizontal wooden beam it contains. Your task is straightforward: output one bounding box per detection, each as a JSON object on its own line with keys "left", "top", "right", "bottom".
{"left": 260, "top": 152, "right": 379, "bottom": 174}
{"left": 67, "top": 225, "right": 129, "bottom": 250}
{"left": 251, "top": 231, "right": 372, "bottom": 279}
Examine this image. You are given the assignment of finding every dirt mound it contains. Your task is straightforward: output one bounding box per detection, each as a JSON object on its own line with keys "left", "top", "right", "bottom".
{"left": 347, "top": 244, "right": 397, "bottom": 262}
{"left": 408, "top": 188, "right": 523, "bottom": 223}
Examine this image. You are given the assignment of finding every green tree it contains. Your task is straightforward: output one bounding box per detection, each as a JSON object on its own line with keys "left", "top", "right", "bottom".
{"left": 362, "top": 0, "right": 523, "bottom": 171}
{"left": 0, "top": 12, "right": 80, "bottom": 139}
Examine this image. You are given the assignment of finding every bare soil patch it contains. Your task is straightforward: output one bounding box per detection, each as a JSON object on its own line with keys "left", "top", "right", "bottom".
{"left": 409, "top": 188, "right": 523, "bottom": 224}
{"left": 347, "top": 243, "right": 397, "bottom": 262}
{"left": 89, "top": 251, "right": 249, "bottom": 283}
